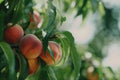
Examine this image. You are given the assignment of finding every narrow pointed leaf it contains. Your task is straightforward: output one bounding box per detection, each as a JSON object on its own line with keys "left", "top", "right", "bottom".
{"left": 0, "top": 42, "right": 16, "bottom": 80}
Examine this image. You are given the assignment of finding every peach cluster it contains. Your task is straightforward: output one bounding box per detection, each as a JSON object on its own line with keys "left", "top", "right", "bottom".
{"left": 4, "top": 20, "right": 62, "bottom": 74}
{"left": 19, "top": 35, "right": 62, "bottom": 74}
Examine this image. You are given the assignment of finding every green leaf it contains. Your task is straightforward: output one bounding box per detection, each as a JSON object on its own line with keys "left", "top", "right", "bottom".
{"left": 62, "top": 31, "right": 74, "bottom": 42}
{"left": 42, "top": 33, "right": 50, "bottom": 54}
{"left": 16, "top": 50, "right": 29, "bottom": 80}
{"left": 12, "top": 0, "right": 24, "bottom": 24}
{"left": 70, "top": 42, "right": 81, "bottom": 79}
{"left": 56, "top": 31, "right": 81, "bottom": 79}
{"left": 42, "top": 32, "right": 55, "bottom": 55}
{"left": 58, "top": 37, "right": 70, "bottom": 64}
{"left": 98, "top": 2, "right": 105, "bottom": 16}
{"left": 48, "top": 46, "right": 54, "bottom": 61}
{"left": 38, "top": 66, "right": 57, "bottom": 80}
{"left": 0, "top": 42, "right": 16, "bottom": 80}
{"left": 0, "top": 0, "right": 3, "bottom": 4}
{"left": 35, "top": 30, "right": 44, "bottom": 41}
{"left": 62, "top": 31, "right": 81, "bottom": 79}
{"left": 0, "top": 50, "right": 7, "bottom": 70}
{"left": 6, "top": 0, "right": 17, "bottom": 23}
{"left": 45, "top": 0, "right": 56, "bottom": 32}
{"left": 0, "top": 11, "right": 5, "bottom": 41}
{"left": 47, "top": 67, "right": 57, "bottom": 80}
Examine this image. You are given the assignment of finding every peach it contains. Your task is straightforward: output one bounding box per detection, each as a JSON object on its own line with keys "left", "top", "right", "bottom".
{"left": 19, "top": 34, "right": 42, "bottom": 59}
{"left": 87, "top": 72, "right": 99, "bottom": 80}
{"left": 28, "top": 58, "right": 39, "bottom": 74}
{"left": 4, "top": 24, "right": 24, "bottom": 44}
{"left": 29, "top": 11, "right": 41, "bottom": 28}
{"left": 40, "top": 41, "right": 62, "bottom": 65}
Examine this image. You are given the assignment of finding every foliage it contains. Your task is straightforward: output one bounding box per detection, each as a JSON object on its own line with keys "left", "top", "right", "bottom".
{"left": 0, "top": 0, "right": 120, "bottom": 80}
{"left": 0, "top": 0, "right": 80, "bottom": 80}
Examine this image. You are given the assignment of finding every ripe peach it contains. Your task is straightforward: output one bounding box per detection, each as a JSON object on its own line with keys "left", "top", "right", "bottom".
{"left": 28, "top": 58, "right": 39, "bottom": 74}
{"left": 87, "top": 72, "right": 99, "bottom": 80}
{"left": 29, "top": 11, "right": 41, "bottom": 28}
{"left": 19, "top": 34, "right": 42, "bottom": 59}
{"left": 40, "top": 41, "right": 62, "bottom": 65}
{"left": 4, "top": 24, "right": 24, "bottom": 44}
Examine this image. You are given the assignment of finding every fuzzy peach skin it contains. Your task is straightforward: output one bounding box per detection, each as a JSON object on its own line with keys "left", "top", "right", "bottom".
{"left": 4, "top": 24, "right": 24, "bottom": 44}
{"left": 19, "top": 34, "right": 42, "bottom": 59}
{"left": 30, "top": 11, "right": 41, "bottom": 26}
{"left": 40, "top": 41, "right": 62, "bottom": 65}
{"left": 28, "top": 58, "right": 40, "bottom": 74}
